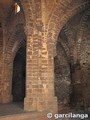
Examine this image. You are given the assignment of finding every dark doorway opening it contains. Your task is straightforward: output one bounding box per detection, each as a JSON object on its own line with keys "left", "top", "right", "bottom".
{"left": 12, "top": 45, "right": 26, "bottom": 103}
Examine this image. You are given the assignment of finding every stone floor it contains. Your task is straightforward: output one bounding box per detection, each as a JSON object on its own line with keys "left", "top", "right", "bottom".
{"left": 0, "top": 112, "right": 49, "bottom": 120}
{"left": 0, "top": 102, "right": 52, "bottom": 120}
{"left": 0, "top": 102, "right": 25, "bottom": 116}
{"left": 0, "top": 103, "right": 89, "bottom": 120}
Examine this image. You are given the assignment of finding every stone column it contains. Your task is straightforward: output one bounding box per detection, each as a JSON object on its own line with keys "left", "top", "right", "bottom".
{"left": 0, "top": 27, "right": 3, "bottom": 103}
{"left": 24, "top": 28, "right": 57, "bottom": 113}
{"left": 1, "top": 59, "right": 13, "bottom": 103}
{"left": 24, "top": 31, "right": 39, "bottom": 111}
{"left": 1, "top": 28, "right": 13, "bottom": 103}
{"left": 23, "top": 0, "right": 57, "bottom": 113}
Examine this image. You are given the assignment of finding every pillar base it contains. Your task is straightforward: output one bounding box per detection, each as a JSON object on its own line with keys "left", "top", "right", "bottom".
{"left": 24, "top": 97, "right": 37, "bottom": 111}
{"left": 24, "top": 96, "right": 57, "bottom": 113}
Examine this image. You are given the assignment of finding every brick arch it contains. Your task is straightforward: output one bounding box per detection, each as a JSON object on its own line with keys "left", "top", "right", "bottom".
{"left": 58, "top": 35, "right": 70, "bottom": 62}
{"left": 6, "top": 23, "right": 26, "bottom": 62}
{"left": 2, "top": 23, "right": 26, "bottom": 103}
{"left": 76, "top": 8, "right": 90, "bottom": 60}
{"left": 12, "top": 40, "right": 26, "bottom": 62}
{"left": 47, "top": 0, "right": 90, "bottom": 32}
{"left": 63, "top": 25, "right": 75, "bottom": 49}
{"left": 46, "top": 0, "right": 90, "bottom": 56}
{"left": 61, "top": 23, "right": 79, "bottom": 64}
{"left": 54, "top": 41, "right": 71, "bottom": 105}
{"left": 19, "top": 0, "right": 32, "bottom": 18}
{"left": 62, "top": 25, "right": 75, "bottom": 64}
{"left": 19, "top": 0, "right": 34, "bottom": 35}
{"left": 78, "top": 8, "right": 90, "bottom": 38}
{"left": 73, "top": 9, "right": 90, "bottom": 109}
{"left": 5, "top": 0, "right": 33, "bottom": 39}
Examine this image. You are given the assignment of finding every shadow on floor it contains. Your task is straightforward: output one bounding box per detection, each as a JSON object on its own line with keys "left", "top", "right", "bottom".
{"left": 0, "top": 102, "right": 26, "bottom": 116}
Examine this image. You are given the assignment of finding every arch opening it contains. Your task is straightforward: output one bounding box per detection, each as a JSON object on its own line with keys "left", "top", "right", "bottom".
{"left": 12, "top": 45, "right": 26, "bottom": 105}
{"left": 54, "top": 7, "right": 90, "bottom": 113}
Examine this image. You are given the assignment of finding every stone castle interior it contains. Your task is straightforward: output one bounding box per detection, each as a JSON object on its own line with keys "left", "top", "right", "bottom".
{"left": 0, "top": 0, "right": 90, "bottom": 120}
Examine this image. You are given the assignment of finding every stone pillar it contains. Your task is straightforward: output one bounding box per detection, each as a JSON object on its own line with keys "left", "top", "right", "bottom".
{"left": 23, "top": 0, "right": 57, "bottom": 113}
{"left": 24, "top": 29, "right": 57, "bottom": 113}
{"left": 0, "top": 27, "right": 3, "bottom": 103}
{"left": 1, "top": 28, "right": 13, "bottom": 103}
{"left": 1, "top": 59, "right": 13, "bottom": 103}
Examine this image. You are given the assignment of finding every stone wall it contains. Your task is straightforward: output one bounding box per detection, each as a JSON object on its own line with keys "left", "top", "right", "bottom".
{"left": 54, "top": 5, "right": 90, "bottom": 111}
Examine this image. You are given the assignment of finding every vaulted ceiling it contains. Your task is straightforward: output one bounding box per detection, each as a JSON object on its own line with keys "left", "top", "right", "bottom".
{"left": 0, "top": 0, "right": 14, "bottom": 22}
{"left": 0, "top": 0, "right": 14, "bottom": 8}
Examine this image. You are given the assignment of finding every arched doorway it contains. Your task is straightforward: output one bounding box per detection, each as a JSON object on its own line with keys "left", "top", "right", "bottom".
{"left": 54, "top": 29, "right": 71, "bottom": 113}
{"left": 54, "top": 7, "right": 90, "bottom": 113}
{"left": 12, "top": 45, "right": 26, "bottom": 104}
